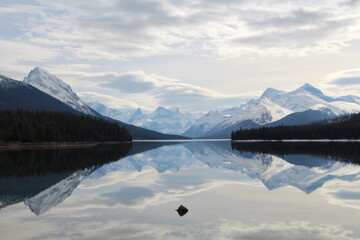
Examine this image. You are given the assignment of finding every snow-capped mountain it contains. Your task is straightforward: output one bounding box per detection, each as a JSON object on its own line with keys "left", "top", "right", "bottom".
{"left": 0, "top": 74, "right": 80, "bottom": 113}
{"left": 336, "top": 95, "right": 360, "bottom": 104}
{"left": 131, "top": 106, "right": 196, "bottom": 135}
{"left": 88, "top": 102, "right": 145, "bottom": 124}
{"left": 24, "top": 67, "right": 97, "bottom": 116}
{"left": 89, "top": 102, "right": 198, "bottom": 135}
{"left": 1, "top": 71, "right": 188, "bottom": 140}
{"left": 88, "top": 102, "right": 128, "bottom": 121}
{"left": 262, "top": 83, "right": 334, "bottom": 111}
{"left": 185, "top": 83, "right": 360, "bottom": 138}
{"left": 24, "top": 168, "right": 94, "bottom": 215}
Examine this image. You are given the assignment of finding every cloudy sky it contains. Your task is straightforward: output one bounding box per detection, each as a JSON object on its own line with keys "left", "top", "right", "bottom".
{"left": 1, "top": 0, "right": 360, "bottom": 112}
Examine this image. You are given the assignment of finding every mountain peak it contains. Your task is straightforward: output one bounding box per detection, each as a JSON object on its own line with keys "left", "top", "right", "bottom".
{"left": 154, "top": 106, "right": 181, "bottom": 114}
{"left": 155, "top": 106, "right": 167, "bottom": 112}
{"left": 24, "top": 67, "right": 96, "bottom": 115}
{"left": 295, "top": 83, "right": 320, "bottom": 93}
{"left": 33, "top": 66, "right": 46, "bottom": 73}
{"left": 25, "top": 67, "right": 70, "bottom": 92}
{"left": 293, "top": 83, "right": 335, "bottom": 102}
{"left": 134, "top": 107, "right": 143, "bottom": 115}
{"left": 169, "top": 106, "right": 180, "bottom": 112}
{"left": 260, "top": 87, "right": 284, "bottom": 99}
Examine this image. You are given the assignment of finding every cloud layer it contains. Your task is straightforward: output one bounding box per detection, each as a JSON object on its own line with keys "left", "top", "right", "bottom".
{"left": 2, "top": 0, "right": 360, "bottom": 60}
{"left": 78, "top": 70, "right": 254, "bottom": 111}
{"left": 1, "top": 0, "right": 360, "bottom": 112}
{"left": 320, "top": 68, "right": 360, "bottom": 96}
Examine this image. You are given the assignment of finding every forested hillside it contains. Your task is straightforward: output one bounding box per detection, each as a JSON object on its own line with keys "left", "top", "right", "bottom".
{"left": 231, "top": 113, "right": 360, "bottom": 140}
{"left": 0, "top": 110, "right": 132, "bottom": 142}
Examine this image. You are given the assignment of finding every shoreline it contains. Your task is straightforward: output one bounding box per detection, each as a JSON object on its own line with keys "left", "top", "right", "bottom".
{"left": 231, "top": 139, "right": 360, "bottom": 142}
{"left": 0, "top": 141, "right": 132, "bottom": 150}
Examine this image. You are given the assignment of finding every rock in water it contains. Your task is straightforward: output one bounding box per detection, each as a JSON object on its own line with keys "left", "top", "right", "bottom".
{"left": 175, "top": 205, "right": 188, "bottom": 217}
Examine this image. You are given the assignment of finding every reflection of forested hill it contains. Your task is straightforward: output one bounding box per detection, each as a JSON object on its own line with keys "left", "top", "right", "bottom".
{"left": 0, "top": 144, "right": 132, "bottom": 212}
{"left": 0, "top": 144, "right": 131, "bottom": 177}
{"left": 231, "top": 142, "right": 360, "bottom": 164}
{"left": 0, "top": 141, "right": 182, "bottom": 214}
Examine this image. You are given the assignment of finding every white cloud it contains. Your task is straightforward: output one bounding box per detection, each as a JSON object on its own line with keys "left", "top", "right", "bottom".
{"left": 78, "top": 91, "right": 154, "bottom": 110}
{"left": 1, "top": 0, "right": 359, "bottom": 112}
{"left": 0, "top": 40, "right": 59, "bottom": 78}
{"left": 320, "top": 179, "right": 360, "bottom": 210}
{"left": 320, "top": 68, "right": 360, "bottom": 96}
{"left": 2, "top": 0, "right": 360, "bottom": 60}
{"left": 214, "top": 220, "right": 358, "bottom": 240}
{"left": 79, "top": 70, "right": 255, "bottom": 112}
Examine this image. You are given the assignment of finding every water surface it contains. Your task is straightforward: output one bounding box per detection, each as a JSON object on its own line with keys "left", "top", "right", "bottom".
{"left": 1, "top": 141, "right": 360, "bottom": 240}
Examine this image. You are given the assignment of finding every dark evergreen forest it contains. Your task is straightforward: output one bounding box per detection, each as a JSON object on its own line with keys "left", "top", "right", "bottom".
{"left": 231, "top": 112, "right": 360, "bottom": 140}
{"left": 0, "top": 110, "right": 132, "bottom": 142}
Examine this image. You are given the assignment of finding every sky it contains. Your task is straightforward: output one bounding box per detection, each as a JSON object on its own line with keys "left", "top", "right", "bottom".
{"left": 1, "top": 0, "right": 360, "bottom": 113}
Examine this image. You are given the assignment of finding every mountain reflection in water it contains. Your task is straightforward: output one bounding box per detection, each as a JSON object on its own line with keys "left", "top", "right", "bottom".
{"left": 1, "top": 141, "right": 360, "bottom": 215}
{"left": 0, "top": 143, "right": 132, "bottom": 214}
{"left": 1, "top": 141, "right": 360, "bottom": 240}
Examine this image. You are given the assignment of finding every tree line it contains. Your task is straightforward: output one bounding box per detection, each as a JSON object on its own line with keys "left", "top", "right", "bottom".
{"left": 0, "top": 110, "right": 132, "bottom": 142}
{"left": 0, "top": 143, "right": 132, "bottom": 177}
{"left": 231, "top": 112, "right": 360, "bottom": 140}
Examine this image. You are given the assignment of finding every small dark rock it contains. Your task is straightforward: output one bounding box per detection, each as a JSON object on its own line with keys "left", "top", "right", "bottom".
{"left": 175, "top": 205, "right": 188, "bottom": 217}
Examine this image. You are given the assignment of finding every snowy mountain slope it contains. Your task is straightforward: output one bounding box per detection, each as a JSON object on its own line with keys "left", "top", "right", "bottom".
{"left": 24, "top": 67, "right": 97, "bottom": 116}
{"left": 185, "top": 83, "right": 360, "bottom": 138}
{"left": 88, "top": 102, "right": 130, "bottom": 122}
{"left": 310, "top": 101, "right": 360, "bottom": 115}
{"left": 337, "top": 95, "right": 360, "bottom": 104}
{"left": 89, "top": 102, "right": 197, "bottom": 135}
{"left": 184, "top": 97, "right": 293, "bottom": 138}
{"left": 218, "top": 98, "right": 292, "bottom": 127}
{"left": 0, "top": 74, "right": 30, "bottom": 89}
{"left": 0, "top": 74, "right": 80, "bottom": 113}
{"left": 131, "top": 106, "right": 196, "bottom": 135}
{"left": 263, "top": 83, "right": 334, "bottom": 112}
{"left": 195, "top": 98, "right": 293, "bottom": 138}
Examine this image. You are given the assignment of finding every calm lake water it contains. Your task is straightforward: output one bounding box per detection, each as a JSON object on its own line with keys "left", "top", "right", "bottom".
{"left": 1, "top": 141, "right": 360, "bottom": 240}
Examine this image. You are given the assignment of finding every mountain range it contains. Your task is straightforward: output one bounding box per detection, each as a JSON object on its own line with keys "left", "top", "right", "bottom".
{"left": 0, "top": 68, "right": 187, "bottom": 140}
{"left": 88, "top": 102, "right": 197, "bottom": 135}
{"left": 1, "top": 67, "right": 360, "bottom": 139}
{"left": 184, "top": 83, "right": 360, "bottom": 138}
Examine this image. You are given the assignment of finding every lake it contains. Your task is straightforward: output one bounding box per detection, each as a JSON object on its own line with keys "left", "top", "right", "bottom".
{"left": 1, "top": 141, "right": 360, "bottom": 240}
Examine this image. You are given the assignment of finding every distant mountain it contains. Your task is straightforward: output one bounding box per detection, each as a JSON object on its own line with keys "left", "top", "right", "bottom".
{"left": 24, "top": 67, "right": 98, "bottom": 116}
{"left": 336, "top": 95, "right": 360, "bottom": 104}
{"left": 184, "top": 97, "right": 293, "bottom": 138}
{"left": 185, "top": 83, "right": 360, "bottom": 138}
{"left": 89, "top": 102, "right": 197, "bottom": 135}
